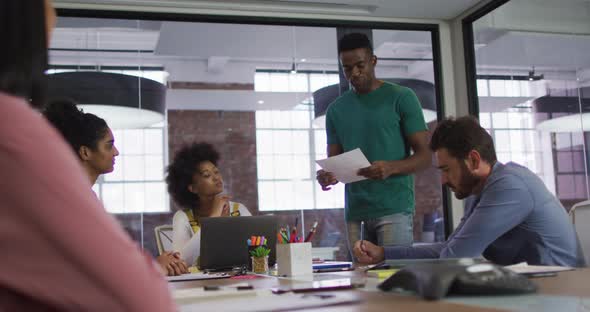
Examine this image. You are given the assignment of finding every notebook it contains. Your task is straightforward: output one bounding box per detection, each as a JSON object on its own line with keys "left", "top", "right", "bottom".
{"left": 199, "top": 215, "right": 278, "bottom": 271}
{"left": 312, "top": 261, "right": 353, "bottom": 271}
{"left": 166, "top": 272, "right": 231, "bottom": 282}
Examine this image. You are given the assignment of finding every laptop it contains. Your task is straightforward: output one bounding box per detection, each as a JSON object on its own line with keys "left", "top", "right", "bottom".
{"left": 199, "top": 215, "right": 278, "bottom": 271}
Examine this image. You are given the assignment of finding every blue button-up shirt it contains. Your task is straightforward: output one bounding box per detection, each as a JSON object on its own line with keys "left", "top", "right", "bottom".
{"left": 384, "top": 162, "right": 584, "bottom": 266}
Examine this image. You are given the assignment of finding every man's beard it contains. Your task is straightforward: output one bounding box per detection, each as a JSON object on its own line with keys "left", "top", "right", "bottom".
{"left": 450, "top": 163, "right": 480, "bottom": 199}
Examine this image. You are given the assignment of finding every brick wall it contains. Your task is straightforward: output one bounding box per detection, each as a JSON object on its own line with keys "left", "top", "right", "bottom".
{"left": 167, "top": 110, "right": 259, "bottom": 213}
{"left": 413, "top": 121, "right": 444, "bottom": 241}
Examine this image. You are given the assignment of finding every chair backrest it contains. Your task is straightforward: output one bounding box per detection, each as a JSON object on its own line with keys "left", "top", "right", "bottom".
{"left": 154, "top": 225, "right": 174, "bottom": 256}
{"left": 570, "top": 200, "right": 590, "bottom": 266}
{"left": 570, "top": 199, "right": 590, "bottom": 224}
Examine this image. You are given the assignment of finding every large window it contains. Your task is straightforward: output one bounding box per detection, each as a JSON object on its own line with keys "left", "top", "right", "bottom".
{"left": 467, "top": 0, "right": 590, "bottom": 208}
{"left": 255, "top": 71, "right": 344, "bottom": 211}
{"left": 93, "top": 126, "right": 169, "bottom": 213}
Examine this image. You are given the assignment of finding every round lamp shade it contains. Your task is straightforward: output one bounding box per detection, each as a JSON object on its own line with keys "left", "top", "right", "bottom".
{"left": 533, "top": 87, "right": 590, "bottom": 132}
{"left": 47, "top": 71, "right": 166, "bottom": 129}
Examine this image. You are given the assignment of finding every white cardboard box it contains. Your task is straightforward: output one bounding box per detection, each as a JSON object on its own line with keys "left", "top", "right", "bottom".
{"left": 276, "top": 242, "right": 312, "bottom": 276}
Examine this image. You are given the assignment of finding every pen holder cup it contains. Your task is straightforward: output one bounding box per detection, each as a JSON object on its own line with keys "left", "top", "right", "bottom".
{"left": 276, "top": 242, "right": 313, "bottom": 276}
{"left": 251, "top": 256, "right": 269, "bottom": 274}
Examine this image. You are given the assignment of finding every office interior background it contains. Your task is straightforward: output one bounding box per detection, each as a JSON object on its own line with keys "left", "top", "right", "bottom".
{"left": 50, "top": 0, "right": 590, "bottom": 260}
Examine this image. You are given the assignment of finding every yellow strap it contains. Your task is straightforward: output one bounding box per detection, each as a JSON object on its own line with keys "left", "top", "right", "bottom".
{"left": 183, "top": 209, "right": 201, "bottom": 234}
{"left": 185, "top": 203, "right": 240, "bottom": 233}
{"left": 230, "top": 202, "right": 241, "bottom": 217}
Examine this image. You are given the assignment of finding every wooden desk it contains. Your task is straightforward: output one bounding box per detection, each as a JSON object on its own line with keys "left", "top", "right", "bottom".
{"left": 533, "top": 269, "right": 590, "bottom": 297}
{"left": 169, "top": 269, "right": 590, "bottom": 311}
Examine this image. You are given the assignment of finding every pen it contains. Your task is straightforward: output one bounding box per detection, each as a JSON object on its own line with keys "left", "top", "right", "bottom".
{"left": 304, "top": 221, "right": 318, "bottom": 242}
{"left": 290, "top": 225, "right": 297, "bottom": 243}
{"left": 360, "top": 221, "right": 365, "bottom": 250}
{"left": 277, "top": 232, "right": 283, "bottom": 244}
{"left": 280, "top": 229, "right": 289, "bottom": 243}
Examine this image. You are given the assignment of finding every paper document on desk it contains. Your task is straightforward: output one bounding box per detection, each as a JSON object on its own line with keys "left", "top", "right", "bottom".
{"left": 316, "top": 148, "right": 370, "bottom": 184}
{"left": 173, "top": 287, "right": 271, "bottom": 302}
{"left": 505, "top": 262, "right": 574, "bottom": 275}
{"left": 176, "top": 290, "right": 360, "bottom": 312}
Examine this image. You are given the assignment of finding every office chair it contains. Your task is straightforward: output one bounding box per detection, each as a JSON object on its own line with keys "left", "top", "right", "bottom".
{"left": 570, "top": 200, "right": 590, "bottom": 266}
{"left": 154, "top": 225, "right": 174, "bottom": 256}
{"left": 570, "top": 199, "right": 590, "bottom": 224}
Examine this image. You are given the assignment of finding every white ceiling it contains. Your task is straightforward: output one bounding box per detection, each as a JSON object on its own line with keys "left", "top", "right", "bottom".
{"left": 49, "top": 19, "right": 436, "bottom": 112}
{"left": 271, "top": 0, "right": 484, "bottom": 19}
{"left": 472, "top": 0, "right": 590, "bottom": 80}
{"left": 51, "top": 0, "right": 485, "bottom": 112}
{"left": 49, "top": 0, "right": 590, "bottom": 113}
{"left": 55, "top": 0, "right": 485, "bottom": 20}
{"left": 50, "top": 17, "right": 435, "bottom": 72}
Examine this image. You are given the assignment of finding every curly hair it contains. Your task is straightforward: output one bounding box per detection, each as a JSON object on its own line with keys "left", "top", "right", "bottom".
{"left": 43, "top": 99, "right": 109, "bottom": 156}
{"left": 166, "top": 142, "right": 220, "bottom": 210}
{"left": 430, "top": 116, "right": 497, "bottom": 164}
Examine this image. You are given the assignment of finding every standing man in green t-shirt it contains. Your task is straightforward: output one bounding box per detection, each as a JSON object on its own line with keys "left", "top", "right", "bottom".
{"left": 316, "top": 33, "right": 431, "bottom": 256}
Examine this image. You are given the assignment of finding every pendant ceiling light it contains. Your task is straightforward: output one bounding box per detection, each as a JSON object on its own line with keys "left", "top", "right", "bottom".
{"left": 47, "top": 71, "right": 166, "bottom": 129}
{"left": 534, "top": 88, "right": 590, "bottom": 132}
{"left": 528, "top": 66, "right": 544, "bottom": 81}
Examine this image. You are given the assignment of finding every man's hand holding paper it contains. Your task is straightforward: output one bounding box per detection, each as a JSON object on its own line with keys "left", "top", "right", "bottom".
{"left": 315, "top": 148, "right": 371, "bottom": 187}
{"left": 357, "top": 160, "right": 394, "bottom": 180}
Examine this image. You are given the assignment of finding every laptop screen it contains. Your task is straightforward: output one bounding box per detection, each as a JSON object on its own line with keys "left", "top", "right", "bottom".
{"left": 199, "top": 215, "right": 278, "bottom": 270}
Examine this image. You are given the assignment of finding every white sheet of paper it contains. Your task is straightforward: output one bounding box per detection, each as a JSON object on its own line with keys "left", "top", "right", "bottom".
{"left": 176, "top": 290, "right": 360, "bottom": 312}
{"left": 166, "top": 272, "right": 230, "bottom": 282}
{"left": 504, "top": 262, "right": 574, "bottom": 274}
{"left": 173, "top": 287, "right": 269, "bottom": 301}
{"left": 315, "top": 148, "right": 371, "bottom": 184}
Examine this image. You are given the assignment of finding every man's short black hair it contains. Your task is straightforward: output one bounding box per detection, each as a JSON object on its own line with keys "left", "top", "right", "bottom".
{"left": 430, "top": 116, "right": 497, "bottom": 164}
{"left": 337, "top": 32, "right": 373, "bottom": 55}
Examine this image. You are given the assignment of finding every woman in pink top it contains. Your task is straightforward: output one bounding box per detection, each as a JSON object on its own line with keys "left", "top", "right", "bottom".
{"left": 0, "top": 1, "right": 175, "bottom": 311}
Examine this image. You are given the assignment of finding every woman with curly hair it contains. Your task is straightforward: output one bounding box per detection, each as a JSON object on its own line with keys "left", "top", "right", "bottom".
{"left": 43, "top": 100, "right": 119, "bottom": 185}
{"left": 167, "top": 142, "right": 250, "bottom": 266}
{"left": 44, "top": 99, "right": 189, "bottom": 277}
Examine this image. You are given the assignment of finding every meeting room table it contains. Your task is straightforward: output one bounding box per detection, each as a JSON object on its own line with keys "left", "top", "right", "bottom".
{"left": 168, "top": 267, "right": 590, "bottom": 311}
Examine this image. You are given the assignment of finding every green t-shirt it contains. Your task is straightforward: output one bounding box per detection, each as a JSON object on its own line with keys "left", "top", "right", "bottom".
{"left": 325, "top": 82, "right": 427, "bottom": 221}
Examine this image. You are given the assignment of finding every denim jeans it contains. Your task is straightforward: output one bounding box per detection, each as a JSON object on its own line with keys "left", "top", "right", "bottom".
{"left": 346, "top": 213, "right": 414, "bottom": 259}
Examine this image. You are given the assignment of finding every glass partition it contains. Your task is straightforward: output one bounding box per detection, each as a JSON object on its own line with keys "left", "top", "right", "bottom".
{"left": 470, "top": 0, "right": 590, "bottom": 211}
{"left": 50, "top": 14, "right": 444, "bottom": 260}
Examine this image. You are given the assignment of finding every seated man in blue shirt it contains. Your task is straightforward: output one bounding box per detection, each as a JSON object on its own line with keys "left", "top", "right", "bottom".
{"left": 354, "top": 116, "right": 584, "bottom": 267}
